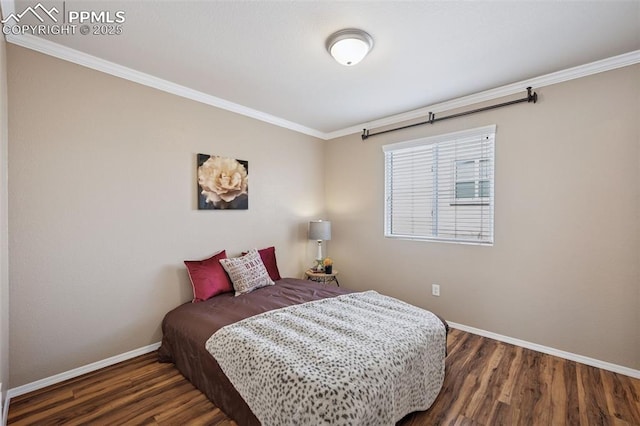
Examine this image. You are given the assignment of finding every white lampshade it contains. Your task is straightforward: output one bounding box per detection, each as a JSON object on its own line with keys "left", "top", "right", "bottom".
{"left": 326, "top": 29, "right": 373, "bottom": 66}
{"left": 308, "top": 220, "right": 331, "bottom": 241}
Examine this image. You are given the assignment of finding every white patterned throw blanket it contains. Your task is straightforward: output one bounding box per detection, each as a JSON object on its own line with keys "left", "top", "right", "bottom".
{"left": 205, "top": 291, "right": 446, "bottom": 426}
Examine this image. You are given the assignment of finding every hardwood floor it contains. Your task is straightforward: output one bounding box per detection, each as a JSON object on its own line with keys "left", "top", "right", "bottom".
{"left": 8, "top": 329, "right": 640, "bottom": 425}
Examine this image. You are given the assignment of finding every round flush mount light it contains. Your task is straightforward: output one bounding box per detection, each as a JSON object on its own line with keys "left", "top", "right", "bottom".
{"left": 326, "top": 28, "right": 374, "bottom": 66}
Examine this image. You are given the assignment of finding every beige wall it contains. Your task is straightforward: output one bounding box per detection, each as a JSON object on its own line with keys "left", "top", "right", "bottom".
{"left": 7, "top": 45, "right": 325, "bottom": 387}
{"left": 326, "top": 64, "right": 640, "bottom": 370}
{"left": 0, "top": 35, "right": 9, "bottom": 399}
{"left": 5, "top": 42, "right": 639, "bottom": 389}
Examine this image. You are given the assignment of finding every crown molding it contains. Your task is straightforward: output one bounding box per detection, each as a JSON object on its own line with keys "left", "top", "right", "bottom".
{"left": 4, "top": 33, "right": 326, "bottom": 139}
{"left": 0, "top": 0, "right": 14, "bottom": 20}
{"left": 3, "top": 23, "right": 639, "bottom": 141}
{"left": 326, "top": 49, "right": 640, "bottom": 140}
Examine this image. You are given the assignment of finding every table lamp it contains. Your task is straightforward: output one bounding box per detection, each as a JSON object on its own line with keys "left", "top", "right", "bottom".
{"left": 308, "top": 220, "right": 331, "bottom": 271}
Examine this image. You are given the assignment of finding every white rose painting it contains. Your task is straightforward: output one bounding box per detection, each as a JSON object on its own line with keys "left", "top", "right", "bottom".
{"left": 197, "top": 154, "right": 249, "bottom": 210}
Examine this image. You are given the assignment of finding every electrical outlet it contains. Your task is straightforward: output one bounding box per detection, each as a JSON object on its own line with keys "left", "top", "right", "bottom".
{"left": 432, "top": 284, "right": 440, "bottom": 297}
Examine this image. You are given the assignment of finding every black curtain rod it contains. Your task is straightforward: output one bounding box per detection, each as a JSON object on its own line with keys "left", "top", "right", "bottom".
{"left": 361, "top": 87, "right": 538, "bottom": 140}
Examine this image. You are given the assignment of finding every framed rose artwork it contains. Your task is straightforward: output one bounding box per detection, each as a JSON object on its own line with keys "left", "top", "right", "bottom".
{"left": 197, "top": 153, "right": 249, "bottom": 210}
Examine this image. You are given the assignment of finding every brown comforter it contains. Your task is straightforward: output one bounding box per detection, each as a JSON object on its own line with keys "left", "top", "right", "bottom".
{"left": 158, "top": 278, "right": 352, "bottom": 425}
{"left": 158, "top": 278, "right": 448, "bottom": 425}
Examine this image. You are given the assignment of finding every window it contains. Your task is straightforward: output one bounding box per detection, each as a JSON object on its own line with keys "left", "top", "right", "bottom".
{"left": 455, "top": 159, "right": 490, "bottom": 201}
{"left": 383, "top": 125, "right": 495, "bottom": 245}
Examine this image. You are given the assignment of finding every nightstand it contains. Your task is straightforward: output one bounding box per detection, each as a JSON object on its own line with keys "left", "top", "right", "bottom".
{"left": 305, "top": 269, "right": 340, "bottom": 286}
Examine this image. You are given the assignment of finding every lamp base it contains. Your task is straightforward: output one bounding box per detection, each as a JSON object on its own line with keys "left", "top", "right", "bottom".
{"left": 314, "top": 240, "right": 324, "bottom": 271}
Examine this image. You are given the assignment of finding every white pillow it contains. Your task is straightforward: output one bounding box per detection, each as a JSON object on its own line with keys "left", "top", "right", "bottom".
{"left": 219, "top": 249, "right": 275, "bottom": 296}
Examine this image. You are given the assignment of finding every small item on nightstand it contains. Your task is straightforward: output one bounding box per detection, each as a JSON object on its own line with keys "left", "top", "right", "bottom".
{"left": 323, "top": 258, "right": 333, "bottom": 274}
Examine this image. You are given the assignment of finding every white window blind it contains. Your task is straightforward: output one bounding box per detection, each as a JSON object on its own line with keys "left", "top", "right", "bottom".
{"left": 382, "top": 125, "right": 495, "bottom": 245}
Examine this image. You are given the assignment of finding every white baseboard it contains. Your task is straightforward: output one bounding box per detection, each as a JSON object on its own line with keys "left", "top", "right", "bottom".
{"left": 3, "top": 341, "right": 161, "bottom": 425}
{"left": 449, "top": 322, "right": 640, "bottom": 379}
{"left": 2, "top": 324, "right": 639, "bottom": 425}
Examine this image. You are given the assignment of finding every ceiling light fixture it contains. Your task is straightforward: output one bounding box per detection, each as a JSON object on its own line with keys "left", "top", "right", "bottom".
{"left": 326, "top": 28, "right": 374, "bottom": 66}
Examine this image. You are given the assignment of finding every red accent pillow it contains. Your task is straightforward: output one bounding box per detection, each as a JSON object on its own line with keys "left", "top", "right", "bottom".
{"left": 184, "top": 250, "right": 233, "bottom": 302}
{"left": 242, "top": 246, "right": 282, "bottom": 281}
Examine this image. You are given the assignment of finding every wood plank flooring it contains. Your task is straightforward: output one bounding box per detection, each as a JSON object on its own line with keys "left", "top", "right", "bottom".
{"left": 8, "top": 329, "right": 640, "bottom": 425}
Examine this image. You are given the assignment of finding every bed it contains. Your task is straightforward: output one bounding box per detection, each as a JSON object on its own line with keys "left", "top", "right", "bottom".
{"left": 158, "top": 277, "right": 447, "bottom": 425}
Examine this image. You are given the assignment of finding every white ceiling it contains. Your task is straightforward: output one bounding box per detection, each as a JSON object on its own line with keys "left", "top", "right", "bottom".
{"left": 3, "top": 0, "right": 640, "bottom": 138}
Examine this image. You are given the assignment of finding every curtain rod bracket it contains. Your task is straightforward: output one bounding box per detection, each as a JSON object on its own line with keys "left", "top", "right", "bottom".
{"left": 527, "top": 86, "right": 537, "bottom": 103}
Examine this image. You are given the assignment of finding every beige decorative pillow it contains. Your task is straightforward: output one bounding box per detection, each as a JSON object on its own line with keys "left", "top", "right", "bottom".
{"left": 220, "top": 249, "right": 275, "bottom": 296}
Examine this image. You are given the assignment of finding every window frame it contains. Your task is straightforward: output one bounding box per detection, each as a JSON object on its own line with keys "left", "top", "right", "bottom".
{"left": 382, "top": 125, "right": 496, "bottom": 245}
